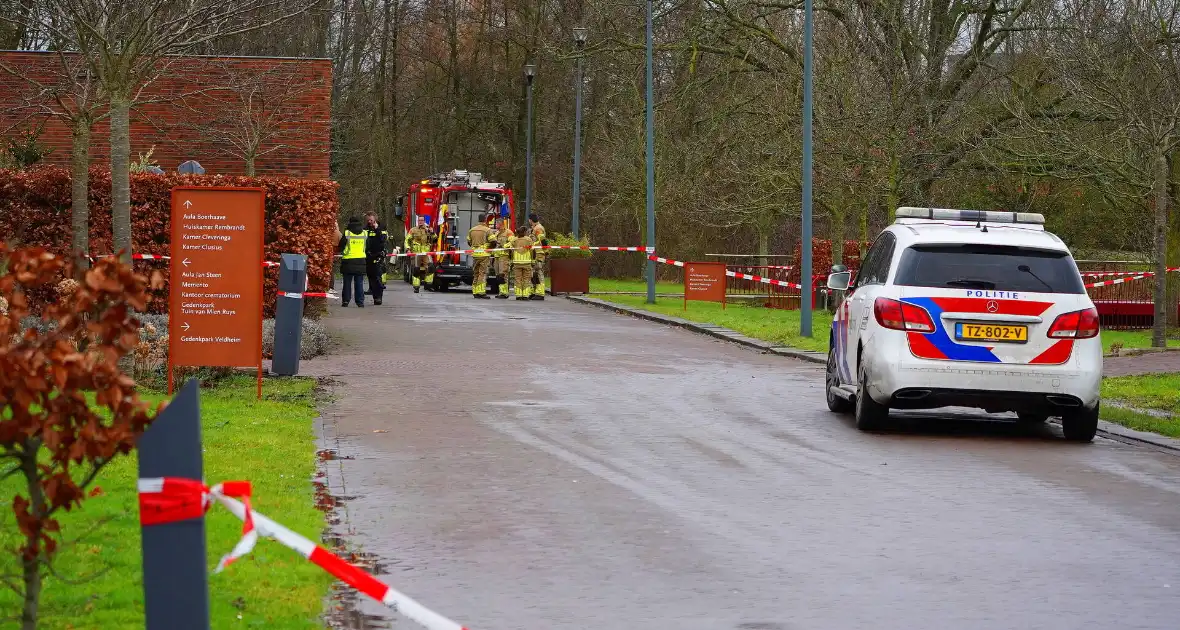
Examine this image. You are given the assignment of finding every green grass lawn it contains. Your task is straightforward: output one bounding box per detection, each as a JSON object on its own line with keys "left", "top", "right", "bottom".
{"left": 0, "top": 376, "right": 333, "bottom": 629}
{"left": 1101, "top": 373, "right": 1180, "bottom": 437}
{"left": 1101, "top": 329, "right": 1180, "bottom": 354}
{"left": 596, "top": 294, "right": 831, "bottom": 353}
{"left": 585, "top": 277, "right": 686, "bottom": 294}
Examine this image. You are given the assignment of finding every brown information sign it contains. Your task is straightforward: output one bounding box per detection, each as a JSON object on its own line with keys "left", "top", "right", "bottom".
{"left": 168, "top": 187, "right": 265, "bottom": 381}
{"left": 684, "top": 261, "right": 727, "bottom": 310}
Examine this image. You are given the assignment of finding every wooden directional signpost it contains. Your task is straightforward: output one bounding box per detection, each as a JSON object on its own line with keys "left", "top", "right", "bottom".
{"left": 168, "top": 187, "right": 266, "bottom": 398}
{"left": 684, "top": 261, "right": 727, "bottom": 311}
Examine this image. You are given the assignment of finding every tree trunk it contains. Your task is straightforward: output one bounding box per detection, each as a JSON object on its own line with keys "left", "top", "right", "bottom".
{"left": 21, "top": 548, "right": 40, "bottom": 630}
{"left": 71, "top": 118, "right": 92, "bottom": 271}
{"left": 858, "top": 203, "right": 870, "bottom": 256}
{"left": 245, "top": 154, "right": 256, "bottom": 177}
{"left": 110, "top": 96, "right": 133, "bottom": 264}
{"left": 756, "top": 227, "right": 769, "bottom": 269}
{"left": 1153, "top": 149, "right": 1169, "bottom": 348}
{"left": 19, "top": 446, "right": 45, "bottom": 630}
{"left": 885, "top": 153, "right": 901, "bottom": 223}
{"left": 830, "top": 205, "right": 845, "bottom": 265}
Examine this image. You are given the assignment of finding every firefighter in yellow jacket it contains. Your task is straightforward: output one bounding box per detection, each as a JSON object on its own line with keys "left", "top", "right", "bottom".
{"left": 493, "top": 217, "right": 513, "bottom": 299}
{"left": 528, "top": 213, "right": 547, "bottom": 300}
{"left": 406, "top": 215, "right": 433, "bottom": 293}
{"left": 510, "top": 226, "right": 535, "bottom": 300}
{"left": 467, "top": 212, "right": 495, "bottom": 299}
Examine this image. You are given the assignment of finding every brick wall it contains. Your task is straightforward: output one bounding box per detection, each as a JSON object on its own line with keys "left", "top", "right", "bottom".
{"left": 0, "top": 51, "right": 331, "bottom": 179}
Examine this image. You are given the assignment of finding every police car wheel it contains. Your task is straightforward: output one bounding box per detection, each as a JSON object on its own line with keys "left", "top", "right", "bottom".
{"left": 825, "top": 345, "right": 852, "bottom": 413}
{"left": 1061, "top": 403, "right": 1099, "bottom": 443}
{"left": 854, "top": 363, "right": 889, "bottom": 431}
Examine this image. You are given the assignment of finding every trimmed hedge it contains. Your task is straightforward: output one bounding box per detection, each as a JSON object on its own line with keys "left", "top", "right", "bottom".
{"left": 0, "top": 166, "right": 338, "bottom": 317}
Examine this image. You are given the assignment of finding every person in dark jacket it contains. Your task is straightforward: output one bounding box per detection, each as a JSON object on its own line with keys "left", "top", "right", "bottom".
{"left": 338, "top": 216, "right": 368, "bottom": 307}
{"left": 363, "top": 211, "right": 388, "bottom": 305}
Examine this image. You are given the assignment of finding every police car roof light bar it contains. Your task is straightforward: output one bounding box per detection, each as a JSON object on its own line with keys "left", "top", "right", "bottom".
{"left": 895, "top": 206, "right": 1045, "bottom": 225}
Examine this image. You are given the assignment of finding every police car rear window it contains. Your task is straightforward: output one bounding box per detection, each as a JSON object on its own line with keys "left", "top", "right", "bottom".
{"left": 893, "top": 244, "right": 1086, "bottom": 294}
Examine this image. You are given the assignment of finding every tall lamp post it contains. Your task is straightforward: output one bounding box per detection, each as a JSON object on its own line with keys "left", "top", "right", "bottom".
{"left": 800, "top": 0, "right": 814, "bottom": 337}
{"left": 571, "top": 27, "right": 588, "bottom": 239}
{"left": 524, "top": 63, "right": 536, "bottom": 225}
{"left": 644, "top": 0, "right": 656, "bottom": 305}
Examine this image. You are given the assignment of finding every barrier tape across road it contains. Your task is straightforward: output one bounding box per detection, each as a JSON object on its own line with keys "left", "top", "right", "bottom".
{"left": 88, "top": 253, "right": 281, "bottom": 267}
{"left": 138, "top": 477, "right": 469, "bottom": 630}
{"left": 1082, "top": 268, "right": 1180, "bottom": 289}
{"left": 647, "top": 254, "right": 805, "bottom": 289}
{"left": 385, "top": 245, "right": 651, "bottom": 259}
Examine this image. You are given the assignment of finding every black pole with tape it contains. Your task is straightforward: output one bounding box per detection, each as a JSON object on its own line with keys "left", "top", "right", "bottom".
{"left": 137, "top": 379, "right": 210, "bottom": 630}
{"left": 272, "top": 253, "right": 308, "bottom": 376}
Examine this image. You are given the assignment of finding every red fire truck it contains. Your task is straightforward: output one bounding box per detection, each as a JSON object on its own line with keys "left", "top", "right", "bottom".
{"left": 394, "top": 170, "right": 519, "bottom": 292}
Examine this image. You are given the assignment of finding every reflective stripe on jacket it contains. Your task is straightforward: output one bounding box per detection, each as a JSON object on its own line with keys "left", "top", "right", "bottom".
{"left": 467, "top": 224, "right": 493, "bottom": 258}
{"left": 494, "top": 229, "right": 513, "bottom": 256}
{"left": 511, "top": 236, "right": 534, "bottom": 265}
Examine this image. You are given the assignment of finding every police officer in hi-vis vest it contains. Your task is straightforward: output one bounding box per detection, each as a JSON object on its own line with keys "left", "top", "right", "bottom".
{"left": 338, "top": 216, "right": 368, "bottom": 307}
{"left": 467, "top": 212, "right": 495, "bottom": 299}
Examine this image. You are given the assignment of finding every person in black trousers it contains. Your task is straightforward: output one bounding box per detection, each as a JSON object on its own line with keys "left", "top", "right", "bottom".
{"left": 338, "top": 216, "right": 368, "bottom": 307}
{"left": 363, "top": 211, "right": 388, "bottom": 305}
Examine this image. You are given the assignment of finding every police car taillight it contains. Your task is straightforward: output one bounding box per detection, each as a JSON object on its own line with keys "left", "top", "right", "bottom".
{"left": 1047, "top": 308, "right": 1100, "bottom": 339}
{"left": 874, "top": 298, "right": 936, "bottom": 333}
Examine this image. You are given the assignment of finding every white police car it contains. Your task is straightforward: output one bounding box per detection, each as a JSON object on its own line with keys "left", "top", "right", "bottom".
{"left": 825, "top": 207, "right": 1102, "bottom": 442}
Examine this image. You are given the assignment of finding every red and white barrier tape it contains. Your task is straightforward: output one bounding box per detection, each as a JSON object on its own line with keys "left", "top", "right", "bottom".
{"left": 648, "top": 255, "right": 684, "bottom": 268}
{"left": 386, "top": 245, "right": 650, "bottom": 259}
{"left": 1083, "top": 273, "right": 1154, "bottom": 289}
{"left": 138, "top": 477, "right": 469, "bottom": 630}
{"left": 278, "top": 290, "right": 337, "bottom": 299}
{"left": 88, "top": 253, "right": 283, "bottom": 267}
{"left": 646, "top": 255, "right": 804, "bottom": 289}
{"left": 86, "top": 253, "right": 172, "bottom": 261}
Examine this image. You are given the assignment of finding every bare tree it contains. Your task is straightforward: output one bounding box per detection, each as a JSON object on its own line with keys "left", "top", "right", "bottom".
{"left": 177, "top": 60, "right": 325, "bottom": 175}
{"left": 998, "top": 0, "right": 1180, "bottom": 346}
{"left": 0, "top": 52, "right": 106, "bottom": 269}
{"left": 6, "top": 0, "right": 314, "bottom": 262}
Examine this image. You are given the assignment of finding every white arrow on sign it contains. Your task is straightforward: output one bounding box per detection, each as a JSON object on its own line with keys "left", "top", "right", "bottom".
{"left": 183, "top": 200, "right": 193, "bottom": 209}
{"left": 182, "top": 258, "right": 191, "bottom": 267}
{"left": 182, "top": 322, "right": 191, "bottom": 331}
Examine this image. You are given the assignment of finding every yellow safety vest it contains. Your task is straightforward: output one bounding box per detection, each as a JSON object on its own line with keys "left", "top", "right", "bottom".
{"left": 343, "top": 230, "right": 367, "bottom": 259}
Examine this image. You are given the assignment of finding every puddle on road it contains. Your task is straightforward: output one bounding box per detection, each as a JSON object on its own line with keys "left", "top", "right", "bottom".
{"left": 317, "top": 448, "right": 356, "bottom": 461}
{"left": 322, "top": 533, "right": 396, "bottom": 629}
{"left": 318, "top": 446, "right": 397, "bottom": 629}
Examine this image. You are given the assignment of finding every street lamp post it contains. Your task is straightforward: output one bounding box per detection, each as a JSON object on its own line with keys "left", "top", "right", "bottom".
{"left": 644, "top": 0, "right": 656, "bottom": 305}
{"left": 524, "top": 63, "right": 536, "bottom": 225}
{"left": 571, "top": 27, "right": 588, "bottom": 239}
{"left": 800, "top": 0, "right": 814, "bottom": 337}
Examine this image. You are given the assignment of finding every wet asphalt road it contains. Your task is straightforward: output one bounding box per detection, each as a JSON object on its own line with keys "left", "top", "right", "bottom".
{"left": 313, "top": 283, "right": 1180, "bottom": 630}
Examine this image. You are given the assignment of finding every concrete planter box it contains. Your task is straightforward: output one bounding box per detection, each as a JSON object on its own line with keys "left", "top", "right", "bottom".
{"left": 549, "top": 257, "right": 591, "bottom": 294}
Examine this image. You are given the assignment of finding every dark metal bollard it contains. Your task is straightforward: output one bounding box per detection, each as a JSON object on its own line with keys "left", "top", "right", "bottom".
{"left": 272, "top": 253, "right": 307, "bottom": 376}
{"left": 138, "top": 379, "right": 210, "bottom": 630}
